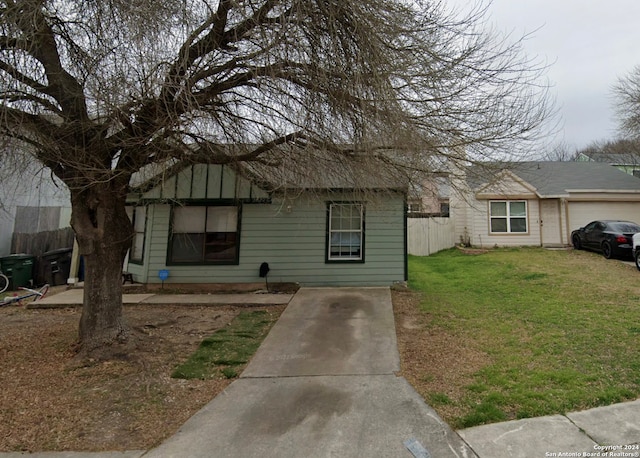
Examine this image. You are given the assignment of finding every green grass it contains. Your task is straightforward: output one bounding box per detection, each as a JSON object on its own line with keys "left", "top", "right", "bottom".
{"left": 172, "top": 309, "right": 279, "bottom": 380}
{"left": 409, "top": 247, "right": 640, "bottom": 428}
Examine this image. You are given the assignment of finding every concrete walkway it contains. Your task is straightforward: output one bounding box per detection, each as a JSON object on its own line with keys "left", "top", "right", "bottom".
{"left": 33, "top": 288, "right": 293, "bottom": 307}
{"left": 458, "top": 401, "right": 640, "bottom": 458}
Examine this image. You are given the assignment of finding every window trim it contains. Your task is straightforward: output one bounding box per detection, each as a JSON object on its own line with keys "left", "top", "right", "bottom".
{"left": 167, "top": 202, "right": 242, "bottom": 266}
{"left": 407, "top": 202, "right": 423, "bottom": 214}
{"left": 127, "top": 205, "right": 147, "bottom": 265}
{"left": 489, "top": 200, "right": 528, "bottom": 234}
{"left": 325, "top": 202, "right": 365, "bottom": 263}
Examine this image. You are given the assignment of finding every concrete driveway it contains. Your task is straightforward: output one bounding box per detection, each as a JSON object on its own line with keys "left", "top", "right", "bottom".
{"left": 144, "top": 287, "right": 475, "bottom": 458}
{"left": 241, "top": 287, "right": 400, "bottom": 377}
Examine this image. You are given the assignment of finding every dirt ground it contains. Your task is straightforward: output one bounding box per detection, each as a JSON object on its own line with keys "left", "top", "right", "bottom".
{"left": 0, "top": 293, "right": 284, "bottom": 452}
{"left": 392, "top": 289, "right": 490, "bottom": 424}
{"left": 0, "top": 288, "right": 474, "bottom": 452}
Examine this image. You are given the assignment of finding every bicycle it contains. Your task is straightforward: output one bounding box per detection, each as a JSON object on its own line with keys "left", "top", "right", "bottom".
{"left": 0, "top": 270, "right": 8, "bottom": 294}
{"left": 0, "top": 284, "right": 49, "bottom": 307}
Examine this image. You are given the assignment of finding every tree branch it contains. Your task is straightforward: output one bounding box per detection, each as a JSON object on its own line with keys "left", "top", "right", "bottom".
{"left": 0, "top": 90, "right": 61, "bottom": 114}
{"left": 0, "top": 59, "right": 50, "bottom": 94}
{"left": 6, "top": 1, "right": 88, "bottom": 122}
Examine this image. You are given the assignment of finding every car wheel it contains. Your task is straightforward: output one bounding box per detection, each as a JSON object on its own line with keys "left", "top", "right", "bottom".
{"left": 635, "top": 251, "right": 640, "bottom": 271}
{"left": 602, "top": 241, "right": 613, "bottom": 259}
{"left": 572, "top": 234, "right": 582, "bottom": 250}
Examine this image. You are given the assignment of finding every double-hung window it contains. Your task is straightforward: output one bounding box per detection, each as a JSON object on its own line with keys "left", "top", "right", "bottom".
{"left": 327, "top": 203, "right": 364, "bottom": 262}
{"left": 126, "top": 206, "right": 146, "bottom": 264}
{"left": 169, "top": 205, "right": 240, "bottom": 264}
{"left": 489, "top": 201, "right": 527, "bottom": 233}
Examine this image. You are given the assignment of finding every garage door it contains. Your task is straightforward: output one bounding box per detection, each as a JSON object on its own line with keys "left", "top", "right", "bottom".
{"left": 568, "top": 201, "right": 640, "bottom": 232}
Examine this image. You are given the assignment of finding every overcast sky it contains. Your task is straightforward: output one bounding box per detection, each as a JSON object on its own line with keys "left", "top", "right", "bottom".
{"left": 446, "top": 0, "right": 640, "bottom": 153}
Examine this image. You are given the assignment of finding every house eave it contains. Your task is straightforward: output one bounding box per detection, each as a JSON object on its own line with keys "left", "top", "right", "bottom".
{"left": 565, "top": 189, "right": 640, "bottom": 193}
{"left": 535, "top": 193, "right": 570, "bottom": 199}
{"left": 272, "top": 186, "right": 407, "bottom": 193}
{"left": 474, "top": 192, "right": 537, "bottom": 200}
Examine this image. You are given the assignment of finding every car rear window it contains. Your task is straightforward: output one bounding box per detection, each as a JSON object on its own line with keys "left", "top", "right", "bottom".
{"left": 609, "top": 222, "right": 640, "bottom": 233}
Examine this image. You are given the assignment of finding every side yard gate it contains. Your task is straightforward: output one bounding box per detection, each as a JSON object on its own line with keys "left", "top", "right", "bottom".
{"left": 407, "top": 216, "right": 455, "bottom": 256}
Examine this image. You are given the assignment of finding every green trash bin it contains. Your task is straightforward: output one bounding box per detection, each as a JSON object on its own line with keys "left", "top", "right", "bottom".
{"left": 0, "top": 254, "right": 35, "bottom": 290}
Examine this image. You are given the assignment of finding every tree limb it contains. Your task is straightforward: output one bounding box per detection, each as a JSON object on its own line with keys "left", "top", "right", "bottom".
{"left": 6, "top": 1, "right": 88, "bottom": 122}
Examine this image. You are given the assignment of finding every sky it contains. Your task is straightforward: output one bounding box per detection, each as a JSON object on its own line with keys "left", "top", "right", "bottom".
{"left": 446, "top": 0, "right": 640, "bottom": 153}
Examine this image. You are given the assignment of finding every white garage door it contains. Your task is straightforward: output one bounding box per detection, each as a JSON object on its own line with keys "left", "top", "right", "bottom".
{"left": 568, "top": 201, "right": 640, "bottom": 232}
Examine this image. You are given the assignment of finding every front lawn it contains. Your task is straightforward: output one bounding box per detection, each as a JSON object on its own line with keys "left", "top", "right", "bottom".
{"left": 398, "top": 247, "right": 640, "bottom": 429}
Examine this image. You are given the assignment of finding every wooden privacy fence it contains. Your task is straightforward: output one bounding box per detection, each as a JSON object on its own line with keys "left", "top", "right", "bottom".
{"left": 407, "top": 216, "right": 455, "bottom": 256}
{"left": 11, "top": 227, "right": 75, "bottom": 256}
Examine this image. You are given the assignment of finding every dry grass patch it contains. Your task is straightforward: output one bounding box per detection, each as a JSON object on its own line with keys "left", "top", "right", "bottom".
{"left": 0, "top": 302, "right": 284, "bottom": 452}
{"left": 392, "top": 290, "right": 490, "bottom": 423}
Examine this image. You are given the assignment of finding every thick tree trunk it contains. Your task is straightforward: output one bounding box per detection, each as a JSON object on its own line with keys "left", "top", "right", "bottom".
{"left": 70, "top": 180, "right": 133, "bottom": 360}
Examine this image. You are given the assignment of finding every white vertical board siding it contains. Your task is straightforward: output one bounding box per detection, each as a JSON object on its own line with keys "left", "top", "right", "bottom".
{"left": 407, "top": 217, "right": 455, "bottom": 256}
{"left": 141, "top": 193, "right": 406, "bottom": 286}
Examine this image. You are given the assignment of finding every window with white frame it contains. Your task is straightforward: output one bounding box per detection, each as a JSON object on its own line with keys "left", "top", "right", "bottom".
{"left": 489, "top": 201, "right": 527, "bottom": 233}
{"left": 169, "top": 205, "right": 239, "bottom": 264}
{"left": 126, "top": 206, "right": 146, "bottom": 264}
{"left": 407, "top": 202, "right": 422, "bottom": 213}
{"left": 327, "top": 203, "right": 364, "bottom": 261}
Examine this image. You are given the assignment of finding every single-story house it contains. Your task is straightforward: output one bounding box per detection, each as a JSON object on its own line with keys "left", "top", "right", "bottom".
{"left": 122, "top": 160, "right": 407, "bottom": 287}
{"left": 450, "top": 161, "right": 640, "bottom": 248}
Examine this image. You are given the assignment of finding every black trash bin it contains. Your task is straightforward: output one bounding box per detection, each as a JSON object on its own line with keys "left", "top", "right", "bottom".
{"left": 41, "top": 248, "right": 73, "bottom": 286}
{"left": 0, "top": 254, "right": 36, "bottom": 290}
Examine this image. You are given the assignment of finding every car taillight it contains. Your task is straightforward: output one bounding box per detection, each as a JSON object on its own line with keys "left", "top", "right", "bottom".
{"left": 616, "top": 235, "right": 628, "bottom": 243}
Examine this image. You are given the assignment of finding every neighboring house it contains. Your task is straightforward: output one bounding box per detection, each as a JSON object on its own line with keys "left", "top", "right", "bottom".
{"left": 0, "top": 164, "right": 70, "bottom": 256}
{"left": 407, "top": 174, "right": 450, "bottom": 216}
{"left": 576, "top": 151, "right": 640, "bottom": 177}
{"left": 123, "top": 161, "right": 407, "bottom": 287}
{"left": 450, "top": 161, "right": 640, "bottom": 248}
{"left": 406, "top": 173, "right": 455, "bottom": 256}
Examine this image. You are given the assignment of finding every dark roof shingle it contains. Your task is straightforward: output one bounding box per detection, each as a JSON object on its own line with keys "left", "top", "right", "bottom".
{"left": 467, "top": 161, "right": 640, "bottom": 197}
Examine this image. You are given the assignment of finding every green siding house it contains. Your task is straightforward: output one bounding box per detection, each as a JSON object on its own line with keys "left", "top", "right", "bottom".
{"left": 125, "top": 163, "right": 407, "bottom": 287}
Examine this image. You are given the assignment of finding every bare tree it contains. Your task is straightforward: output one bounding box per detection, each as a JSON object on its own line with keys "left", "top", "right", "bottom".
{"left": 614, "top": 65, "right": 640, "bottom": 138}
{"left": 0, "top": 0, "right": 553, "bottom": 359}
{"left": 575, "top": 138, "right": 640, "bottom": 164}
{"left": 540, "top": 141, "right": 577, "bottom": 161}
